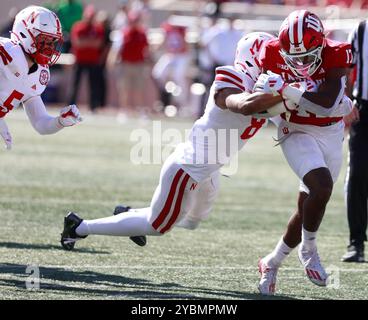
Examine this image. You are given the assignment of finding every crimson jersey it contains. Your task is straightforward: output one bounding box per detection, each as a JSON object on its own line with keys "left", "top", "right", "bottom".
{"left": 260, "top": 38, "right": 353, "bottom": 126}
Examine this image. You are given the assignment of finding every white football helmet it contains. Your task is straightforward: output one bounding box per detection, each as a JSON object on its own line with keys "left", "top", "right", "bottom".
{"left": 234, "top": 32, "right": 275, "bottom": 82}
{"left": 11, "top": 6, "right": 63, "bottom": 65}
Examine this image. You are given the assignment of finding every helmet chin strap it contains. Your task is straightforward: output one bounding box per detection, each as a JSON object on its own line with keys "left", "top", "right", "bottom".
{"left": 20, "top": 47, "right": 37, "bottom": 69}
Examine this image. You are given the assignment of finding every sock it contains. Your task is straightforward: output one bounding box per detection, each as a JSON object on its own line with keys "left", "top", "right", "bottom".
{"left": 76, "top": 207, "right": 161, "bottom": 237}
{"left": 263, "top": 237, "right": 293, "bottom": 268}
{"left": 301, "top": 226, "right": 317, "bottom": 251}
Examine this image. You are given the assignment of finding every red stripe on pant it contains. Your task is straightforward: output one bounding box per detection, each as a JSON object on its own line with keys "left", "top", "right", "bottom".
{"left": 152, "top": 168, "right": 184, "bottom": 230}
{"left": 160, "top": 173, "right": 190, "bottom": 234}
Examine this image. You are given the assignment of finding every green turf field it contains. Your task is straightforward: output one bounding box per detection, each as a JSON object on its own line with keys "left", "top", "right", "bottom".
{"left": 0, "top": 110, "right": 367, "bottom": 300}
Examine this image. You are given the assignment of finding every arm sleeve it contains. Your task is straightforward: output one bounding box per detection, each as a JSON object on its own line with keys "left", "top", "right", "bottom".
{"left": 23, "top": 96, "right": 63, "bottom": 135}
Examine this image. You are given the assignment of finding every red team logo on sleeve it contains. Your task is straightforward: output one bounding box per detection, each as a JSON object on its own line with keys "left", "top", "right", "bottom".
{"left": 39, "top": 69, "right": 49, "bottom": 85}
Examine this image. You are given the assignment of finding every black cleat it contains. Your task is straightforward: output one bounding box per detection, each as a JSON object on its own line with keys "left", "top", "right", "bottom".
{"left": 341, "top": 243, "right": 365, "bottom": 262}
{"left": 113, "top": 205, "right": 147, "bottom": 247}
{"left": 60, "top": 212, "right": 87, "bottom": 251}
{"left": 113, "top": 205, "right": 131, "bottom": 215}
{"left": 129, "top": 235, "right": 147, "bottom": 247}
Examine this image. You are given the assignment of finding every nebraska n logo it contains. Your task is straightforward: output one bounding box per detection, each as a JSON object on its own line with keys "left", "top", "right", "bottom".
{"left": 249, "top": 39, "right": 264, "bottom": 56}
{"left": 26, "top": 11, "right": 39, "bottom": 24}
{"left": 190, "top": 183, "right": 198, "bottom": 191}
{"left": 305, "top": 15, "right": 322, "bottom": 32}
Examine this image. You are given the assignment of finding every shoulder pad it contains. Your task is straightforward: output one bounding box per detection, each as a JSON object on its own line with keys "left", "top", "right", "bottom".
{"left": 214, "top": 65, "right": 251, "bottom": 92}
{"left": 0, "top": 38, "right": 28, "bottom": 78}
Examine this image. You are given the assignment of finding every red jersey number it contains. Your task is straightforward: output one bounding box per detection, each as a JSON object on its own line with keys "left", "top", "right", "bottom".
{"left": 240, "top": 118, "right": 266, "bottom": 140}
{"left": 0, "top": 90, "right": 24, "bottom": 117}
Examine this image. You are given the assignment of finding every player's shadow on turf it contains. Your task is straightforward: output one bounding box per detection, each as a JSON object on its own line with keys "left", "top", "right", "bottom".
{"left": 0, "top": 241, "right": 110, "bottom": 254}
{"left": 0, "top": 263, "right": 297, "bottom": 300}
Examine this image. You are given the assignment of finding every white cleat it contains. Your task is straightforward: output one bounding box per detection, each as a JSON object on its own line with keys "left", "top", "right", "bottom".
{"left": 258, "top": 258, "right": 278, "bottom": 296}
{"left": 298, "top": 246, "right": 328, "bottom": 287}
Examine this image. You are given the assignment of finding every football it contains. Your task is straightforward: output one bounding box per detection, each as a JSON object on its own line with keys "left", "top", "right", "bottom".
{"left": 254, "top": 98, "right": 296, "bottom": 119}
{"left": 253, "top": 80, "right": 318, "bottom": 119}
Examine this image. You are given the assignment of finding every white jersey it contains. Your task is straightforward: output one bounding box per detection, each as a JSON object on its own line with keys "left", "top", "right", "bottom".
{"left": 0, "top": 37, "right": 50, "bottom": 118}
{"left": 176, "top": 65, "right": 267, "bottom": 182}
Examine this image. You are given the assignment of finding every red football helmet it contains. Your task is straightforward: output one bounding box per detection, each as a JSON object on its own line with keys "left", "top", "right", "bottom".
{"left": 278, "top": 10, "right": 325, "bottom": 78}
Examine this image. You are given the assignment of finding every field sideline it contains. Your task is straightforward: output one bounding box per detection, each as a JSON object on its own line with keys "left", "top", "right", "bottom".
{"left": 0, "top": 109, "right": 367, "bottom": 300}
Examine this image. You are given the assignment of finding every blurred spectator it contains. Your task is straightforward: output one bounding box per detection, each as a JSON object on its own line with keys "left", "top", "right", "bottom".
{"left": 111, "top": 0, "right": 130, "bottom": 32}
{"left": 95, "top": 10, "right": 112, "bottom": 108}
{"left": 284, "top": 0, "right": 316, "bottom": 5}
{"left": 203, "top": 16, "right": 242, "bottom": 73}
{"left": 204, "top": 1, "right": 227, "bottom": 18}
{"left": 152, "top": 16, "right": 191, "bottom": 109}
{"left": 197, "top": 16, "right": 243, "bottom": 115}
{"left": 324, "top": 0, "right": 353, "bottom": 6}
{"left": 131, "top": 0, "right": 152, "bottom": 28}
{"left": 56, "top": 0, "right": 84, "bottom": 53}
{"left": 0, "top": 7, "right": 18, "bottom": 38}
{"left": 196, "top": 14, "right": 221, "bottom": 116}
{"left": 324, "top": 0, "right": 368, "bottom": 8}
{"left": 108, "top": 11, "right": 150, "bottom": 115}
{"left": 69, "top": 5, "right": 105, "bottom": 113}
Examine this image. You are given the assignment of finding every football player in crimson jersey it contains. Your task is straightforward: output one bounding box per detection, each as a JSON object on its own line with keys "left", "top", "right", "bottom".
{"left": 60, "top": 32, "right": 288, "bottom": 250}
{"left": 0, "top": 6, "right": 82, "bottom": 151}
{"left": 256, "top": 10, "right": 353, "bottom": 295}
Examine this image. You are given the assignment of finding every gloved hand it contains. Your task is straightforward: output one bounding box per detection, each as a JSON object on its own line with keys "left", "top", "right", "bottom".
{"left": 253, "top": 73, "right": 273, "bottom": 93}
{"left": 0, "top": 118, "right": 12, "bottom": 150}
{"left": 263, "top": 71, "right": 287, "bottom": 96}
{"left": 58, "top": 104, "right": 82, "bottom": 127}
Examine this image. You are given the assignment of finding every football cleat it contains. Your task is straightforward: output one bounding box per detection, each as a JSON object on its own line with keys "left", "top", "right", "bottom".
{"left": 60, "top": 212, "right": 87, "bottom": 251}
{"left": 258, "top": 258, "right": 278, "bottom": 296}
{"left": 298, "top": 246, "right": 328, "bottom": 286}
{"left": 113, "top": 205, "right": 147, "bottom": 247}
{"left": 113, "top": 205, "right": 131, "bottom": 215}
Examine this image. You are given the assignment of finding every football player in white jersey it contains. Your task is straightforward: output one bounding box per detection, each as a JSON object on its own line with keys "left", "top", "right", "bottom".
{"left": 60, "top": 32, "right": 285, "bottom": 250}
{"left": 0, "top": 6, "right": 81, "bottom": 151}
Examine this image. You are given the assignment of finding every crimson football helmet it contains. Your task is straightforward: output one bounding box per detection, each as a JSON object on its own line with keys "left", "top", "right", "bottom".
{"left": 234, "top": 32, "right": 275, "bottom": 82}
{"left": 278, "top": 10, "right": 325, "bottom": 78}
{"left": 11, "top": 6, "right": 63, "bottom": 65}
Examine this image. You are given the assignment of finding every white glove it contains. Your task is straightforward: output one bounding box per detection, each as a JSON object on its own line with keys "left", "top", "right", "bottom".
{"left": 58, "top": 105, "right": 82, "bottom": 127}
{"left": 0, "top": 118, "right": 12, "bottom": 150}
{"left": 253, "top": 73, "right": 273, "bottom": 93}
{"left": 263, "top": 71, "right": 287, "bottom": 96}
